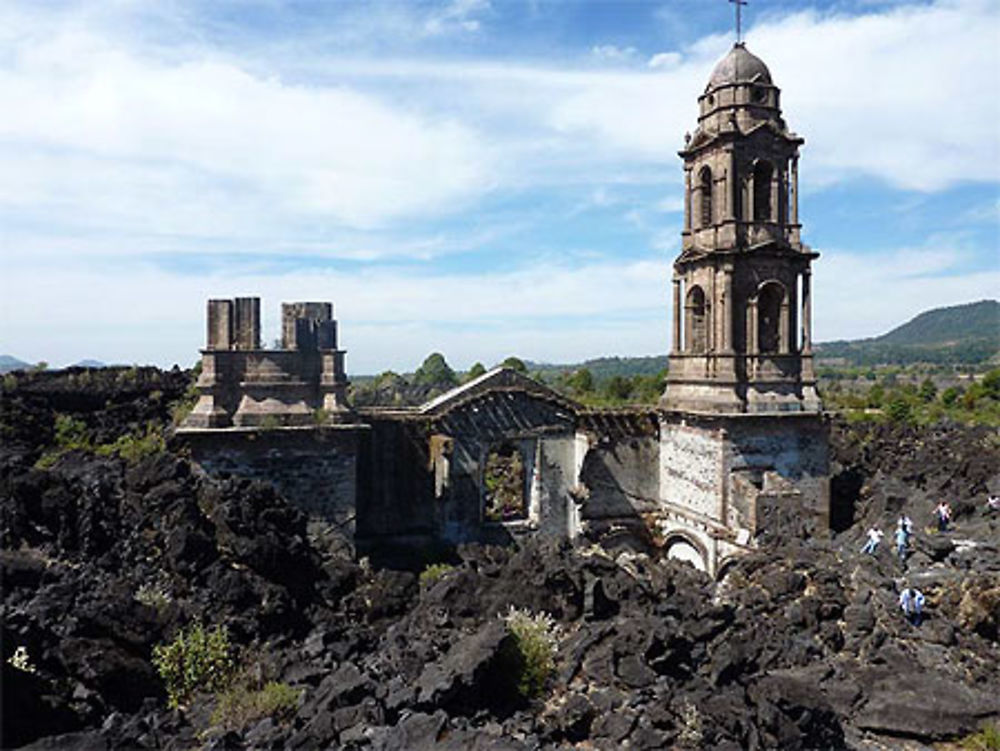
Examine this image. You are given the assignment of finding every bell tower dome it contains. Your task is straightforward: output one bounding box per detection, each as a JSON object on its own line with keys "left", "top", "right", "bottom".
{"left": 661, "top": 43, "right": 820, "bottom": 414}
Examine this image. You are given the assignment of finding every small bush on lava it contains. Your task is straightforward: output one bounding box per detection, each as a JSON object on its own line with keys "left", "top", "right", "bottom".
{"left": 211, "top": 681, "right": 301, "bottom": 731}
{"left": 962, "top": 723, "right": 1000, "bottom": 751}
{"left": 501, "top": 605, "right": 558, "bottom": 699}
{"left": 152, "top": 623, "right": 236, "bottom": 708}
{"left": 419, "top": 563, "right": 454, "bottom": 587}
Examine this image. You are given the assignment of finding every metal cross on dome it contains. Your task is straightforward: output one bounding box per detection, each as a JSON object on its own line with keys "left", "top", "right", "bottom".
{"left": 730, "top": 0, "right": 747, "bottom": 44}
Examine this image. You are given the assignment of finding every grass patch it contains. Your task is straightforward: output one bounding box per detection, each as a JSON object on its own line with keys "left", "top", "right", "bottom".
{"left": 211, "top": 681, "right": 301, "bottom": 731}
{"left": 962, "top": 724, "right": 1000, "bottom": 751}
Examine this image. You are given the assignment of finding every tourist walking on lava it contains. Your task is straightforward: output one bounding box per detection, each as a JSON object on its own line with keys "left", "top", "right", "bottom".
{"left": 895, "top": 523, "right": 909, "bottom": 563}
{"left": 934, "top": 501, "right": 952, "bottom": 532}
{"left": 899, "top": 587, "right": 925, "bottom": 626}
{"left": 898, "top": 514, "right": 913, "bottom": 537}
{"left": 861, "top": 526, "right": 884, "bottom": 556}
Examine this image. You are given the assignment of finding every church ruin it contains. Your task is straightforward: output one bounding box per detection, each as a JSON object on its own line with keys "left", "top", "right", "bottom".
{"left": 177, "top": 43, "right": 830, "bottom": 575}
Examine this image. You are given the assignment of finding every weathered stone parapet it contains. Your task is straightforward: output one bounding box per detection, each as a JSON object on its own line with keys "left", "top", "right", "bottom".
{"left": 180, "top": 297, "right": 353, "bottom": 430}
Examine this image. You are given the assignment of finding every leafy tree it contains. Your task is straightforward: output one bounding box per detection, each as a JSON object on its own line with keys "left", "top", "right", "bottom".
{"left": 982, "top": 369, "right": 1000, "bottom": 400}
{"left": 604, "top": 375, "right": 633, "bottom": 401}
{"left": 567, "top": 368, "right": 594, "bottom": 394}
{"left": 500, "top": 356, "right": 528, "bottom": 374}
{"left": 466, "top": 362, "right": 487, "bottom": 381}
{"left": 867, "top": 383, "right": 885, "bottom": 408}
{"left": 941, "top": 385, "right": 963, "bottom": 406}
{"left": 886, "top": 394, "right": 912, "bottom": 422}
{"left": 918, "top": 378, "right": 937, "bottom": 403}
{"left": 413, "top": 353, "right": 457, "bottom": 387}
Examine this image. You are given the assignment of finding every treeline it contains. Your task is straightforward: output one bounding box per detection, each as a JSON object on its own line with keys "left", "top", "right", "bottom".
{"left": 814, "top": 338, "right": 999, "bottom": 367}
{"left": 349, "top": 352, "right": 666, "bottom": 408}
{"left": 823, "top": 367, "right": 1000, "bottom": 426}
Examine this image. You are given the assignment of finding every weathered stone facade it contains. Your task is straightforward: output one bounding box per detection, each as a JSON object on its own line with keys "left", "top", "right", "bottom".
{"left": 182, "top": 298, "right": 352, "bottom": 428}
{"left": 174, "top": 43, "right": 830, "bottom": 576}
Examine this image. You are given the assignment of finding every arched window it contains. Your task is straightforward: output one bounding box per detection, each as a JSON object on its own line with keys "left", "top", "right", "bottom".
{"left": 757, "top": 282, "right": 784, "bottom": 354}
{"left": 753, "top": 161, "right": 773, "bottom": 221}
{"left": 686, "top": 286, "right": 707, "bottom": 354}
{"left": 699, "top": 166, "right": 713, "bottom": 228}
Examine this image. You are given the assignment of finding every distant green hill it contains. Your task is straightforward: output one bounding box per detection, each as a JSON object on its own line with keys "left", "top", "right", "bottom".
{"left": 815, "top": 300, "right": 999, "bottom": 366}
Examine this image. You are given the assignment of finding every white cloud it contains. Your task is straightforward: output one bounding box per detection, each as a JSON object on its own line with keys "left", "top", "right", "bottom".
{"left": 424, "top": 0, "right": 491, "bottom": 36}
{"left": 0, "top": 13, "right": 495, "bottom": 232}
{"left": 814, "top": 242, "right": 1000, "bottom": 341}
{"left": 591, "top": 45, "right": 638, "bottom": 63}
{"left": 647, "top": 52, "right": 681, "bottom": 69}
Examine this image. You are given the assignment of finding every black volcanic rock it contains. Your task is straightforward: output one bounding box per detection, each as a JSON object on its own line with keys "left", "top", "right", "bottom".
{"left": 3, "top": 371, "right": 1000, "bottom": 749}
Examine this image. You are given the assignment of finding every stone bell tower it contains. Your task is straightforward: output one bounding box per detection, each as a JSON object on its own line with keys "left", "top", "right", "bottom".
{"left": 655, "top": 43, "right": 830, "bottom": 577}
{"left": 661, "top": 42, "right": 820, "bottom": 414}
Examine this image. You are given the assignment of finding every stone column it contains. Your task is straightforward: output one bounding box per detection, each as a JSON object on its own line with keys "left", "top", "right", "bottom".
{"left": 779, "top": 298, "right": 791, "bottom": 354}
{"left": 684, "top": 167, "right": 692, "bottom": 231}
{"left": 770, "top": 169, "right": 780, "bottom": 224}
{"left": 728, "top": 150, "right": 737, "bottom": 221}
{"left": 748, "top": 298, "right": 758, "bottom": 377}
{"left": 722, "top": 267, "right": 734, "bottom": 353}
{"left": 801, "top": 269, "right": 812, "bottom": 354}
{"left": 672, "top": 277, "right": 682, "bottom": 353}
{"left": 791, "top": 156, "right": 799, "bottom": 225}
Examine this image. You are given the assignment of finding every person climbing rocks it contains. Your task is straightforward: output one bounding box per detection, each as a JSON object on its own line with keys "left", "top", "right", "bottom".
{"left": 898, "top": 514, "right": 914, "bottom": 537}
{"left": 895, "top": 523, "right": 909, "bottom": 563}
{"left": 986, "top": 495, "right": 999, "bottom": 515}
{"left": 861, "top": 526, "right": 884, "bottom": 556}
{"left": 934, "top": 501, "right": 952, "bottom": 532}
{"left": 899, "top": 586, "right": 925, "bottom": 626}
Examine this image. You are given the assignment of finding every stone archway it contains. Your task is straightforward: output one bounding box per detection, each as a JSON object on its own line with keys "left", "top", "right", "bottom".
{"left": 664, "top": 533, "right": 708, "bottom": 572}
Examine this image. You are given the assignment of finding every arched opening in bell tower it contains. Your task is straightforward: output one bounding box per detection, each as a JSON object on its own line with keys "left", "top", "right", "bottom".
{"left": 757, "top": 282, "right": 785, "bottom": 354}
{"left": 685, "top": 286, "right": 707, "bottom": 353}
{"left": 753, "top": 161, "right": 773, "bottom": 222}
{"left": 698, "top": 166, "right": 713, "bottom": 228}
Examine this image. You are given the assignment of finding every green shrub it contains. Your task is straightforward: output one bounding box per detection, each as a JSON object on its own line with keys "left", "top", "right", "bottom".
{"left": 419, "top": 563, "right": 454, "bottom": 587}
{"left": 152, "top": 623, "right": 236, "bottom": 708}
{"left": 170, "top": 382, "right": 200, "bottom": 426}
{"left": 53, "top": 414, "right": 91, "bottom": 449}
{"left": 96, "top": 424, "right": 166, "bottom": 464}
{"left": 962, "top": 724, "right": 1000, "bottom": 751}
{"left": 501, "top": 605, "right": 558, "bottom": 699}
{"left": 210, "top": 681, "right": 301, "bottom": 731}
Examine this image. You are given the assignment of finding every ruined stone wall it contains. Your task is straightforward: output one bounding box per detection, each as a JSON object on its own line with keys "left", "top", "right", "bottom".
{"left": 724, "top": 414, "right": 830, "bottom": 530}
{"left": 355, "top": 416, "right": 437, "bottom": 547}
{"left": 578, "top": 412, "right": 661, "bottom": 523}
{"left": 660, "top": 411, "right": 829, "bottom": 537}
{"left": 660, "top": 418, "right": 726, "bottom": 520}
{"left": 182, "top": 425, "right": 363, "bottom": 535}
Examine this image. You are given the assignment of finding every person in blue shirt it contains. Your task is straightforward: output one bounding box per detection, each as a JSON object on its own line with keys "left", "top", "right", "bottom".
{"left": 900, "top": 587, "right": 925, "bottom": 626}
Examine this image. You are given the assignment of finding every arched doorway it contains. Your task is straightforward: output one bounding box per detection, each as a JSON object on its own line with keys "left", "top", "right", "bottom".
{"left": 665, "top": 535, "right": 707, "bottom": 572}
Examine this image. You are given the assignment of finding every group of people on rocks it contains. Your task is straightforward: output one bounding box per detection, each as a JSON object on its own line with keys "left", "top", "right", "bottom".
{"left": 861, "top": 512, "right": 915, "bottom": 561}
{"left": 857, "top": 493, "right": 998, "bottom": 629}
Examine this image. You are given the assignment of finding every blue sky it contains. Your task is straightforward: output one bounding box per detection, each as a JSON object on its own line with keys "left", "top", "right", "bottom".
{"left": 0, "top": 0, "right": 997, "bottom": 372}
